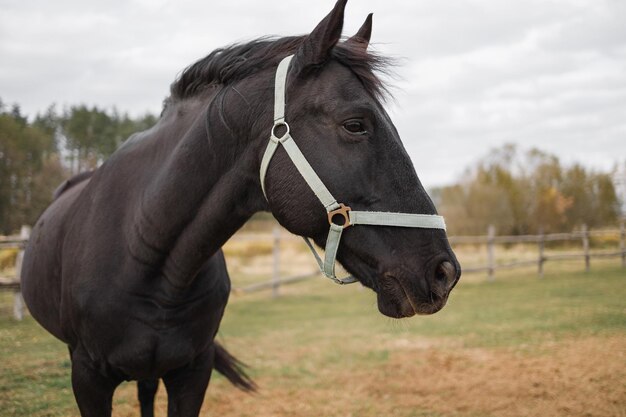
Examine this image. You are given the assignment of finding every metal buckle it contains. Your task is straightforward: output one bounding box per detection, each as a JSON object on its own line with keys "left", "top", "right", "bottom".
{"left": 271, "top": 121, "right": 290, "bottom": 140}
{"left": 328, "top": 203, "right": 352, "bottom": 228}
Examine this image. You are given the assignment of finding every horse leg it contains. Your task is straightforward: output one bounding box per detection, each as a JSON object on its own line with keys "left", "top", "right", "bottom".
{"left": 162, "top": 346, "right": 215, "bottom": 417}
{"left": 70, "top": 347, "right": 121, "bottom": 417}
{"left": 138, "top": 379, "right": 160, "bottom": 417}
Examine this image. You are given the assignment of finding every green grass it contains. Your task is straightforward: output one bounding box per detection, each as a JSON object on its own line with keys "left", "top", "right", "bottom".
{"left": 0, "top": 262, "right": 624, "bottom": 416}
{"left": 223, "top": 262, "right": 625, "bottom": 347}
{"left": 0, "top": 295, "right": 74, "bottom": 416}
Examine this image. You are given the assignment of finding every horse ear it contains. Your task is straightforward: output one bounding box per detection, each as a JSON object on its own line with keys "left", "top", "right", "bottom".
{"left": 346, "top": 13, "right": 373, "bottom": 49}
{"left": 294, "top": 0, "right": 347, "bottom": 68}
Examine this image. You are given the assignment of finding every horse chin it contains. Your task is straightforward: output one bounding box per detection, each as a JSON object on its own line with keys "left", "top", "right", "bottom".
{"left": 376, "top": 293, "right": 417, "bottom": 318}
{"left": 375, "top": 274, "right": 447, "bottom": 319}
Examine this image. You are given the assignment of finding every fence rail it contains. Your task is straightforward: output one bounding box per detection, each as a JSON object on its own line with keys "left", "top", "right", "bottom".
{"left": 0, "top": 226, "right": 30, "bottom": 320}
{"left": 1, "top": 220, "right": 625, "bottom": 319}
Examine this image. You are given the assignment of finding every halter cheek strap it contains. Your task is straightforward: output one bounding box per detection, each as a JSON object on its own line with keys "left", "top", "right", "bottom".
{"left": 260, "top": 55, "right": 446, "bottom": 285}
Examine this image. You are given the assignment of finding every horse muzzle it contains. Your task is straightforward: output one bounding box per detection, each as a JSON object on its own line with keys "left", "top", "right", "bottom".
{"left": 376, "top": 259, "right": 460, "bottom": 318}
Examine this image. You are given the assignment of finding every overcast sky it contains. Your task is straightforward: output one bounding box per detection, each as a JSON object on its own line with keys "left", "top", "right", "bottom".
{"left": 1, "top": 0, "right": 624, "bottom": 187}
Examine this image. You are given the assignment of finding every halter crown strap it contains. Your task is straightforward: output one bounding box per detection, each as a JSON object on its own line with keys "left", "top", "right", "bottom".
{"left": 273, "top": 55, "right": 290, "bottom": 123}
{"left": 260, "top": 54, "right": 446, "bottom": 285}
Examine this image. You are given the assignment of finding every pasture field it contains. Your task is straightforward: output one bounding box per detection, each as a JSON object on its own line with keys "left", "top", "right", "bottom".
{"left": 0, "top": 260, "right": 624, "bottom": 417}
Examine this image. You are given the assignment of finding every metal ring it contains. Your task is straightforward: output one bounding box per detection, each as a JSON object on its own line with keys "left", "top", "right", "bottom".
{"left": 328, "top": 203, "right": 352, "bottom": 229}
{"left": 271, "top": 121, "right": 290, "bottom": 139}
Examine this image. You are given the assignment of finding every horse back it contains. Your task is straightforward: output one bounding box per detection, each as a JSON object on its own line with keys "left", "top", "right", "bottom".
{"left": 52, "top": 171, "right": 94, "bottom": 200}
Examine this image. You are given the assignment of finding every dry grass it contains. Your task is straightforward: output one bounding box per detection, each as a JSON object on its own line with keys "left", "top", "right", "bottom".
{"left": 107, "top": 334, "right": 626, "bottom": 417}
{"left": 200, "top": 336, "right": 625, "bottom": 417}
{"left": 0, "top": 248, "right": 18, "bottom": 273}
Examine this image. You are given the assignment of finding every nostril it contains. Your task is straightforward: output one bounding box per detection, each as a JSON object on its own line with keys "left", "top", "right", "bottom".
{"left": 435, "top": 261, "right": 457, "bottom": 292}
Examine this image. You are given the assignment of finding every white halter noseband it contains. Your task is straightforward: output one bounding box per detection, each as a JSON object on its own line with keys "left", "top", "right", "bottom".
{"left": 260, "top": 55, "right": 446, "bottom": 285}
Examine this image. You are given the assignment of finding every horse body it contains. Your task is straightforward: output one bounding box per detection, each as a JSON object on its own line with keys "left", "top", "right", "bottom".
{"left": 22, "top": 92, "right": 245, "bottom": 416}
{"left": 21, "top": 1, "right": 461, "bottom": 416}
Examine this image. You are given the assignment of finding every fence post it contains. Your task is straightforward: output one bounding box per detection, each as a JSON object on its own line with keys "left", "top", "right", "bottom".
{"left": 272, "top": 226, "right": 281, "bottom": 298}
{"left": 582, "top": 224, "right": 590, "bottom": 273}
{"left": 487, "top": 225, "right": 495, "bottom": 282}
{"left": 538, "top": 227, "right": 545, "bottom": 279}
{"left": 13, "top": 225, "right": 31, "bottom": 321}
{"left": 619, "top": 217, "right": 626, "bottom": 269}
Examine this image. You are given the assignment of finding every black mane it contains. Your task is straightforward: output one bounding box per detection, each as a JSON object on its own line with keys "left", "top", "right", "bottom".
{"left": 169, "top": 36, "right": 391, "bottom": 102}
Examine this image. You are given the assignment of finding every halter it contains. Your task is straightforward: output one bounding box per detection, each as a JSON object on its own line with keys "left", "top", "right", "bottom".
{"left": 260, "top": 55, "right": 446, "bottom": 285}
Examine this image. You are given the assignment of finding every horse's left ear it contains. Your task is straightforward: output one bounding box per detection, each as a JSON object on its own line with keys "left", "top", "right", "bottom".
{"left": 346, "top": 13, "right": 373, "bottom": 49}
{"left": 294, "top": 0, "right": 347, "bottom": 68}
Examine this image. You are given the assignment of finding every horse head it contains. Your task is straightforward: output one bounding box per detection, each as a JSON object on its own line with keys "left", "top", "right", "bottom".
{"left": 256, "top": 0, "right": 461, "bottom": 318}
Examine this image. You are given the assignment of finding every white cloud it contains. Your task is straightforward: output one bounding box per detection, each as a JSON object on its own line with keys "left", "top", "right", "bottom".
{"left": 1, "top": 0, "right": 624, "bottom": 186}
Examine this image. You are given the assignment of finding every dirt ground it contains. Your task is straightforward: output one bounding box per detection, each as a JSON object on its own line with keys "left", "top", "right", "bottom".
{"left": 3, "top": 255, "right": 623, "bottom": 417}
{"left": 110, "top": 335, "right": 625, "bottom": 417}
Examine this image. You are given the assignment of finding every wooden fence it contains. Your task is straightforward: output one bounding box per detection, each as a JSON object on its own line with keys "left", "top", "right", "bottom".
{"left": 448, "top": 222, "right": 626, "bottom": 281}
{"left": 1, "top": 221, "right": 625, "bottom": 319}
{"left": 232, "top": 221, "right": 625, "bottom": 292}
{"left": 0, "top": 226, "right": 30, "bottom": 320}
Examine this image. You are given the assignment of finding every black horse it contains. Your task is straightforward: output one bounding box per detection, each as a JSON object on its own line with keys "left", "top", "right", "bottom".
{"left": 21, "top": 1, "right": 460, "bottom": 416}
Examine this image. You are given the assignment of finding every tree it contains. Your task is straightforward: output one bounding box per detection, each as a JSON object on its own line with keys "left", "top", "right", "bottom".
{"left": 0, "top": 105, "right": 65, "bottom": 233}
{"left": 0, "top": 98, "right": 158, "bottom": 233}
{"left": 60, "top": 106, "right": 157, "bottom": 172}
{"left": 437, "top": 144, "right": 621, "bottom": 235}
{"left": 62, "top": 105, "right": 117, "bottom": 171}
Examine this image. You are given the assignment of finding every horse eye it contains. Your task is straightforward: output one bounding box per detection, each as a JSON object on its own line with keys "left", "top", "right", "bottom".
{"left": 343, "top": 120, "right": 366, "bottom": 134}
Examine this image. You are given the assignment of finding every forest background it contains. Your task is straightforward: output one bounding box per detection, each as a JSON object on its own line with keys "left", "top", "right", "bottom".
{"left": 0, "top": 98, "right": 623, "bottom": 236}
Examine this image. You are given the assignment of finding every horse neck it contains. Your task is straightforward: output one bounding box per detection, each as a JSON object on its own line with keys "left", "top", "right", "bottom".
{"left": 135, "top": 87, "right": 270, "bottom": 290}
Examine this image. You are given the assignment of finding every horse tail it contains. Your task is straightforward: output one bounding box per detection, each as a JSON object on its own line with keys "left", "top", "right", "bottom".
{"left": 214, "top": 342, "right": 256, "bottom": 392}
